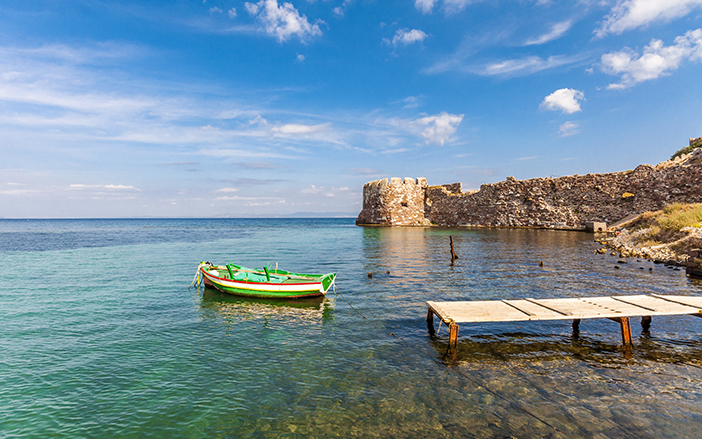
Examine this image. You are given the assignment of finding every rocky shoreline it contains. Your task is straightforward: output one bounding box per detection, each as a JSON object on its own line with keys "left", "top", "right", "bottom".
{"left": 593, "top": 214, "right": 702, "bottom": 271}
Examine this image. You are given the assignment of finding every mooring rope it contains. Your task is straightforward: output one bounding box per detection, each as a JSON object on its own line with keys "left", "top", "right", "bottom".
{"left": 188, "top": 264, "right": 204, "bottom": 290}
{"left": 332, "top": 283, "right": 366, "bottom": 319}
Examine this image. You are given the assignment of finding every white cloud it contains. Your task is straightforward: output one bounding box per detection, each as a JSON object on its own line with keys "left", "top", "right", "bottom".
{"left": 0, "top": 188, "right": 35, "bottom": 195}
{"left": 524, "top": 20, "right": 572, "bottom": 46}
{"left": 400, "top": 96, "right": 421, "bottom": 109}
{"left": 216, "top": 195, "right": 284, "bottom": 201}
{"left": 389, "top": 29, "right": 428, "bottom": 46}
{"left": 333, "top": 0, "right": 354, "bottom": 17}
{"left": 300, "top": 184, "right": 323, "bottom": 194}
{"left": 0, "top": 43, "right": 357, "bottom": 155}
{"left": 228, "top": 8, "right": 237, "bottom": 18}
{"left": 249, "top": 115, "right": 268, "bottom": 125}
{"left": 415, "top": 0, "right": 438, "bottom": 14}
{"left": 596, "top": 0, "right": 702, "bottom": 37}
{"left": 601, "top": 29, "right": 702, "bottom": 89}
{"left": 0, "top": 42, "right": 145, "bottom": 68}
{"left": 414, "top": 112, "right": 463, "bottom": 146}
{"left": 296, "top": 53, "right": 305, "bottom": 62}
{"left": 210, "top": 7, "right": 222, "bottom": 13}
{"left": 244, "top": 0, "right": 322, "bottom": 42}
{"left": 350, "top": 168, "right": 382, "bottom": 176}
{"left": 479, "top": 55, "right": 579, "bottom": 76}
{"left": 0, "top": 40, "right": 475, "bottom": 177}
{"left": 300, "top": 185, "right": 350, "bottom": 196}
{"left": 442, "top": 0, "right": 479, "bottom": 14}
{"left": 363, "top": 111, "right": 467, "bottom": 151}
{"left": 216, "top": 187, "right": 239, "bottom": 192}
{"left": 269, "top": 122, "right": 344, "bottom": 145}
{"left": 415, "top": 0, "right": 478, "bottom": 14}
{"left": 558, "top": 121, "right": 581, "bottom": 137}
{"left": 540, "top": 88, "right": 585, "bottom": 114}
{"left": 271, "top": 122, "right": 330, "bottom": 135}
{"left": 0, "top": 45, "right": 333, "bottom": 156}
{"left": 422, "top": 26, "right": 588, "bottom": 75}
{"left": 69, "top": 184, "right": 140, "bottom": 191}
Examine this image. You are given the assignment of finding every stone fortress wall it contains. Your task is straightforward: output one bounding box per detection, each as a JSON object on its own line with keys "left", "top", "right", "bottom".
{"left": 356, "top": 143, "right": 702, "bottom": 229}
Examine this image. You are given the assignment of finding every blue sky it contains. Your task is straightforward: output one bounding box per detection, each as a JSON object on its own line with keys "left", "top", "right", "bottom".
{"left": 1, "top": 0, "right": 701, "bottom": 218}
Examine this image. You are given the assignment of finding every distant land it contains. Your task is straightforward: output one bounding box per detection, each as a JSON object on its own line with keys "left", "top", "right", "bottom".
{"left": 0, "top": 213, "right": 357, "bottom": 220}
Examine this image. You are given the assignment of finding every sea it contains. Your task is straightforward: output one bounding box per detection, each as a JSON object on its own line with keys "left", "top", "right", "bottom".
{"left": 1, "top": 218, "right": 701, "bottom": 438}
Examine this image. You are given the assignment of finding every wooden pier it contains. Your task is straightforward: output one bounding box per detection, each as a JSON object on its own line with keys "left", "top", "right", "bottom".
{"left": 426, "top": 295, "right": 702, "bottom": 347}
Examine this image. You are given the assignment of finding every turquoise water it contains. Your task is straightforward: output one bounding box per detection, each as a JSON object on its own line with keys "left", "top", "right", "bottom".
{"left": 1, "top": 218, "right": 702, "bottom": 438}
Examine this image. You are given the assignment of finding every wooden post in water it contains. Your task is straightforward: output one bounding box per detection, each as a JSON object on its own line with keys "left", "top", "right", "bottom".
{"left": 641, "top": 316, "right": 652, "bottom": 331}
{"left": 572, "top": 319, "right": 581, "bottom": 331}
{"left": 608, "top": 317, "right": 632, "bottom": 345}
{"left": 450, "top": 236, "right": 458, "bottom": 261}
{"left": 448, "top": 321, "right": 459, "bottom": 347}
{"left": 426, "top": 309, "right": 435, "bottom": 335}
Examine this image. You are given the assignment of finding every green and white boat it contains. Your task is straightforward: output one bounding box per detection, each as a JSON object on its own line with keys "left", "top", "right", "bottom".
{"left": 195, "top": 262, "right": 336, "bottom": 299}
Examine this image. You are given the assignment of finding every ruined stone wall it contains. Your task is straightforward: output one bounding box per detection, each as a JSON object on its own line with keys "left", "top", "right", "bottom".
{"left": 356, "top": 177, "right": 430, "bottom": 226}
{"left": 357, "top": 148, "right": 702, "bottom": 228}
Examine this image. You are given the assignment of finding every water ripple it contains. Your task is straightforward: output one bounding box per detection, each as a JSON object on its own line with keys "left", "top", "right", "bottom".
{"left": 1, "top": 219, "right": 701, "bottom": 438}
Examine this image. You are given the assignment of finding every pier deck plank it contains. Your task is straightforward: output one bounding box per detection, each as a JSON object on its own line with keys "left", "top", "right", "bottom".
{"left": 426, "top": 295, "right": 702, "bottom": 347}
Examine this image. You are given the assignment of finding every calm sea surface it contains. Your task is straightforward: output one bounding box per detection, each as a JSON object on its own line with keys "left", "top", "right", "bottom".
{"left": 1, "top": 218, "right": 702, "bottom": 438}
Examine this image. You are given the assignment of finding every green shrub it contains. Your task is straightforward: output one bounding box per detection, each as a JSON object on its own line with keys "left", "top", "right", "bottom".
{"left": 671, "top": 139, "right": 702, "bottom": 159}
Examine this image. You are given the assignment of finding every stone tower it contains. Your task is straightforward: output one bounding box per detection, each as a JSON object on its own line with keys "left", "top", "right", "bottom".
{"left": 355, "top": 177, "right": 430, "bottom": 226}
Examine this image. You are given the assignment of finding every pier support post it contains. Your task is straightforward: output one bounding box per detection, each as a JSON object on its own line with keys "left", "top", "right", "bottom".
{"left": 608, "top": 317, "right": 632, "bottom": 345}
{"left": 448, "top": 321, "right": 459, "bottom": 348}
{"left": 571, "top": 319, "right": 581, "bottom": 340}
{"left": 641, "top": 316, "right": 651, "bottom": 331}
{"left": 572, "top": 319, "right": 581, "bottom": 331}
{"left": 426, "top": 309, "right": 435, "bottom": 335}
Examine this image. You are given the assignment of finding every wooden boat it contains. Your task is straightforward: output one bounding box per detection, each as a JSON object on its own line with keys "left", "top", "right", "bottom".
{"left": 196, "top": 262, "right": 336, "bottom": 299}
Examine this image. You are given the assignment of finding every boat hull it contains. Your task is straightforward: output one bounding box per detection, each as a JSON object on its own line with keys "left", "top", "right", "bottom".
{"left": 200, "top": 265, "right": 336, "bottom": 299}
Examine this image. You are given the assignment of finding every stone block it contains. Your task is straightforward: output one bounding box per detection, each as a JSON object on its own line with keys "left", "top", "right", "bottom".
{"left": 585, "top": 222, "right": 607, "bottom": 233}
{"left": 441, "top": 183, "right": 463, "bottom": 194}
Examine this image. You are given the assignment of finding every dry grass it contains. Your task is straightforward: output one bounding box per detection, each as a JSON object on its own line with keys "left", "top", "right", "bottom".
{"left": 626, "top": 203, "right": 702, "bottom": 247}
{"left": 612, "top": 203, "right": 702, "bottom": 261}
{"left": 658, "top": 203, "right": 702, "bottom": 231}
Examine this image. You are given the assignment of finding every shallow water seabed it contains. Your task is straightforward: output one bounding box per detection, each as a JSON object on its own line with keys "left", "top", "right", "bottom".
{"left": 0, "top": 219, "right": 701, "bottom": 438}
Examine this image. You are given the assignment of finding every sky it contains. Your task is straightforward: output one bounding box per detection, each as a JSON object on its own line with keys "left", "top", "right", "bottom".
{"left": 0, "top": 0, "right": 701, "bottom": 218}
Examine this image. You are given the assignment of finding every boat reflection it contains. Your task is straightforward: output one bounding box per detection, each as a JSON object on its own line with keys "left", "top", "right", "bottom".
{"left": 198, "top": 285, "right": 334, "bottom": 325}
